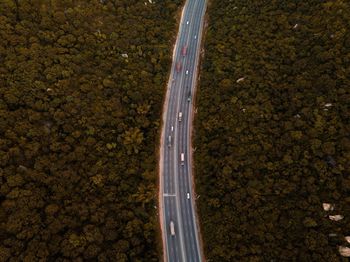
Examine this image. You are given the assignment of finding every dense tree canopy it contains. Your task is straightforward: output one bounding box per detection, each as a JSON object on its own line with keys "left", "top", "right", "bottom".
{"left": 195, "top": 0, "right": 350, "bottom": 261}
{"left": 0, "top": 0, "right": 182, "bottom": 260}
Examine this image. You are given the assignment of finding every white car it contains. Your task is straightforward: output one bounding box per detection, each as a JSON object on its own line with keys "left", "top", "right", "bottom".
{"left": 194, "top": 35, "right": 197, "bottom": 39}
{"left": 186, "top": 21, "right": 189, "bottom": 25}
{"left": 186, "top": 70, "right": 189, "bottom": 75}
{"left": 187, "top": 193, "right": 190, "bottom": 199}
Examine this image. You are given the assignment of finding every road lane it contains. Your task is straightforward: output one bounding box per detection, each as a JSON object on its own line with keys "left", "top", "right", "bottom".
{"left": 160, "top": 0, "right": 207, "bottom": 261}
{"left": 186, "top": 5, "right": 207, "bottom": 258}
{"left": 172, "top": 2, "right": 199, "bottom": 261}
{"left": 177, "top": 0, "right": 200, "bottom": 259}
{"left": 162, "top": 1, "right": 195, "bottom": 260}
{"left": 178, "top": 0, "right": 206, "bottom": 260}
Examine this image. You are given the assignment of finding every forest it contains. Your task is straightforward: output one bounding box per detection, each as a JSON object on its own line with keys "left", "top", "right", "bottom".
{"left": 194, "top": 0, "right": 350, "bottom": 261}
{"left": 0, "top": 0, "right": 182, "bottom": 260}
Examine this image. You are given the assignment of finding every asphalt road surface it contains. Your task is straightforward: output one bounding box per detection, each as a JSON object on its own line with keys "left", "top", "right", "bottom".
{"left": 160, "top": 0, "right": 207, "bottom": 261}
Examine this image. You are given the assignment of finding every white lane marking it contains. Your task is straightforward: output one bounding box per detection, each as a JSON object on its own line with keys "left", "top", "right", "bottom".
{"left": 184, "top": 1, "right": 208, "bottom": 261}
{"left": 172, "top": 0, "right": 198, "bottom": 259}
{"left": 164, "top": 194, "right": 176, "bottom": 197}
{"left": 161, "top": 0, "right": 195, "bottom": 259}
{"left": 162, "top": 0, "right": 207, "bottom": 261}
{"left": 177, "top": 1, "right": 201, "bottom": 260}
{"left": 174, "top": 0, "right": 201, "bottom": 257}
{"left": 166, "top": 0, "right": 198, "bottom": 261}
{"left": 175, "top": 2, "right": 200, "bottom": 259}
{"left": 165, "top": 146, "right": 169, "bottom": 194}
{"left": 160, "top": 2, "right": 189, "bottom": 261}
{"left": 170, "top": 245, "right": 174, "bottom": 260}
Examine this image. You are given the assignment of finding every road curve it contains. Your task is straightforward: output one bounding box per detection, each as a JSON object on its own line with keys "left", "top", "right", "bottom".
{"left": 159, "top": 0, "right": 207, "bottom": 261}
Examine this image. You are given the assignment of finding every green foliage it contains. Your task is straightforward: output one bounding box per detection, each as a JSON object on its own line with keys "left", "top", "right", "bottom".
{"left": 195, "top": 0, "right": 350, "bottom": 261}
{"left": 0, "top": 0, "right": 183, "bottom": 260}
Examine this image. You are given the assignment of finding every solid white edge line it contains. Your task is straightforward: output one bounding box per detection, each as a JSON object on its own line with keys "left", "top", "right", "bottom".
{"left": 160, "top": 1, "right": 190, "bottom": 262}
{"left": 187, "top": 0, "right": 208, "bottom": 261}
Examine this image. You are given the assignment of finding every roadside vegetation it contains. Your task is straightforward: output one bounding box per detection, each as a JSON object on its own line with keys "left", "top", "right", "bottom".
{"left": 195, "top": 0, "right": 350, "bottom": 260}
{"left": 0, "top": 0, "right": 181, "bottom": 260}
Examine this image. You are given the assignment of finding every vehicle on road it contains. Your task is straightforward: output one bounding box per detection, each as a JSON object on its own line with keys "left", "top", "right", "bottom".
{"left": 181, "top": 153, "right": 185, "bottom": 165}
{"left": 160, "top": 0, "right": 206, "bottom": 259}
{"left": 168, "top": 135, "right": 172, "bottom": 147}
{"left": 170, "top": 221, "right": 175, "bottom": 236}
{"left": 176, "top": 61, "right": 182, "bottom": 72}
{"left": 182, "top": 45, "right": 188, "bottom": 56}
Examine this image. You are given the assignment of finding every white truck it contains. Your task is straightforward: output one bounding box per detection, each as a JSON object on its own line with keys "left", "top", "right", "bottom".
{"left": 180, "top": 153, "right": 185, "bottom": 165}
{"left": 170, "top": 221, "right": 175, "bottom": 236}
{"left": 178, "top": 112, "right": 182, "bottom": 122}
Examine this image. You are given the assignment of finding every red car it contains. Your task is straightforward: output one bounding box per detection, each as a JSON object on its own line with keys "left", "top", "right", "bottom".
{"left": 176, "top": 61, "right": 182, "bottom": 72}
{"left": 181, "top": 45, "right": 188, "bottom": 56}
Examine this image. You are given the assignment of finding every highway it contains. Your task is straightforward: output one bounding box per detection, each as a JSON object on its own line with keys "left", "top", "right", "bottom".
{"left": 159, "top": 0, "right": 207, "bottom": 261}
